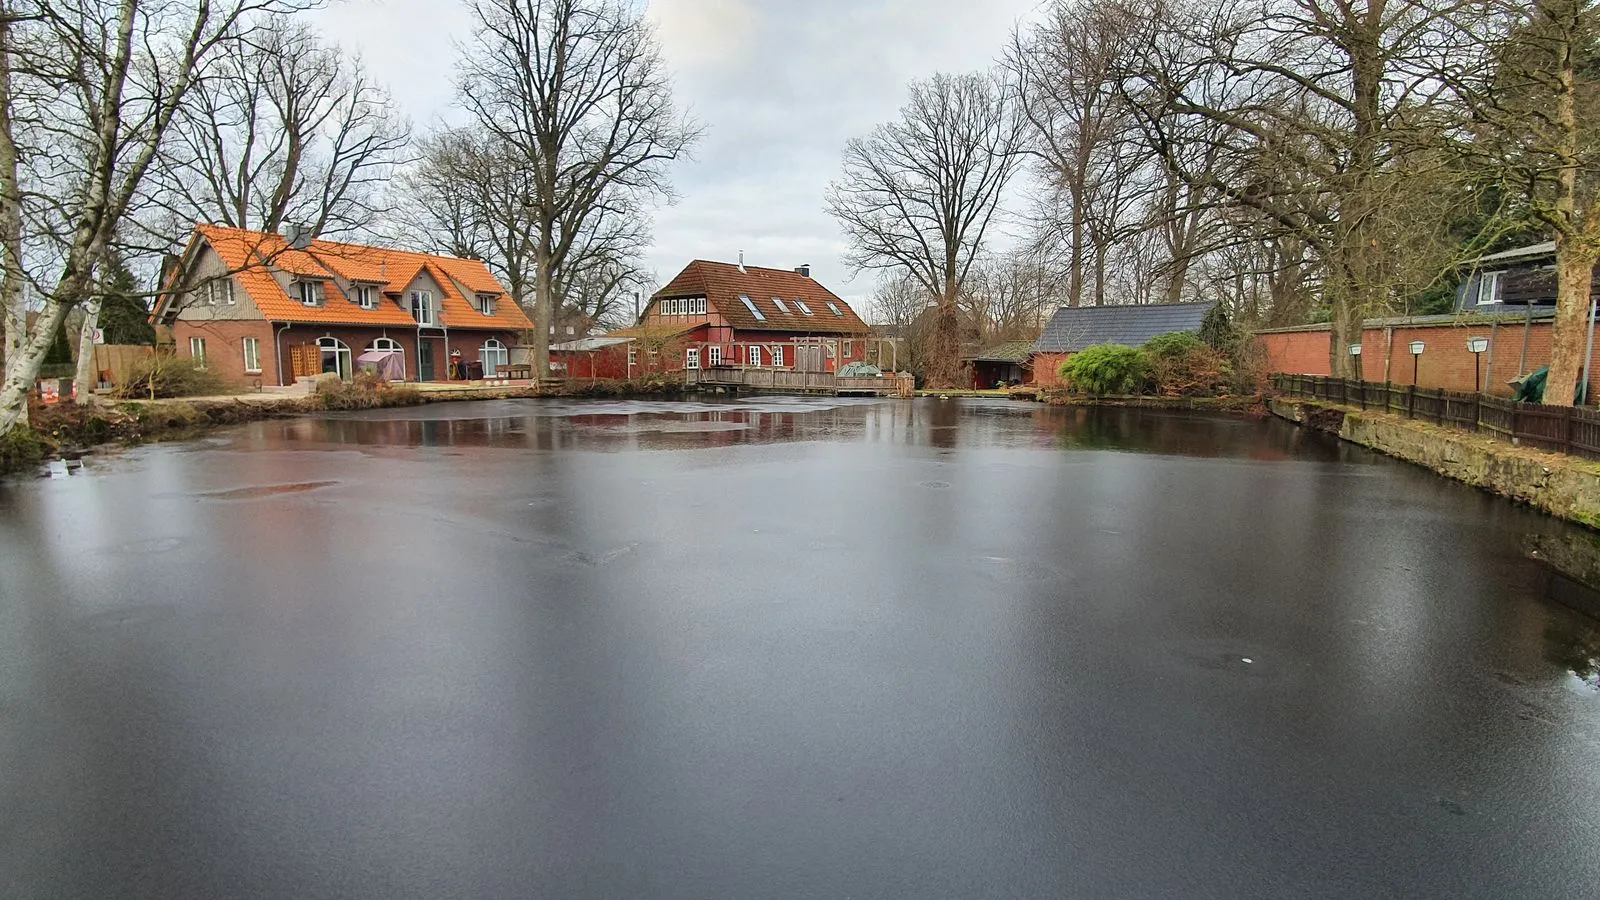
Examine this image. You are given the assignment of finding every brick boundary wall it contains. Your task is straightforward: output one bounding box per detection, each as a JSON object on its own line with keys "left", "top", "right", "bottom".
{"left": 1255, "top": 317, "right": 1600, "bottom": 399}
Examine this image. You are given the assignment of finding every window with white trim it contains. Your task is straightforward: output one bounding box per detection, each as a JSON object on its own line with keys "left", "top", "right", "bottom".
{"left": 628, "top": 346, "right": 638, "bottom": 367}
{"left": 772, "top": 296, "right": 791, "bottom": 314}
{"left": 476, "top": 293, "right": 497, "bottom": 315}
{"left": 737, "top": 295, "right": 766, "bottom": 321}
{"left": 1477, "top": 271, "right": 1502, "bottom": 305}
{"left": 694, "top": 298, "right": 706, "bottom": 314}
{"left": 353, "top": 285, "right": 378, "bottom": 309}
{"left": 410, "top": 290, "right": 436, "bottom": 326}
{"left": 795, "top": 300, "right": 814, "bottom": 316}
{"left": 843, "top": 339, "right": 853, "bottom": 357}
{"left": 242, "top": 337, "right": 261, "bottom": 373}
{"left": 708, "top": 345, "right": 723, "bottom": 366}
{"left": 685, "top": 348, "right": 700, "bottom": 369}
{"left": 480, "top": 338, "right": 508, "bottom": 376}
{"left": 204, "top": 279, "right": 235, "bottom": 306}
{"left": 189, "top": 337, "right": 206, "bottom": 368}
{"left": 748, "top": 345, "right": 762, "bottom": 367}
{"left": 318, "top": 336, "right": 352, "bottom": 380}
{"left": 772, "top": 345, "right": 784, "bottom": 367}
{"left": 296, "top": 280, "right": 325, "bottom": 307}
{"left": 366, "top": 337, "right": 405, "bottom": 380}
{"left": 826, "top": 301, "right": 843, "bottom": 317}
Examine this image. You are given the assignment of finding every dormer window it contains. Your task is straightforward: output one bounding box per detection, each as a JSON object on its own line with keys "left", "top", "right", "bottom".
{"left": 296, "top": 279, "right": 325, "bottom": 307}
{"left": 352, "top": 285, "right": 378, "bottom": 310}
{"left": 410, "top": 289, "right": 436, "bottom": 326}
{"left": 475, "top": 293, "right": 497, "bottom": 315}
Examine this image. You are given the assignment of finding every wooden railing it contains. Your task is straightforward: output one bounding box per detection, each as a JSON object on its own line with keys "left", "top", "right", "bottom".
{"left": 1273, "top": 374, "right": 1600, "bottom": 460}
{"left": 686, "top": 368, "right": 915, "bottom": 397}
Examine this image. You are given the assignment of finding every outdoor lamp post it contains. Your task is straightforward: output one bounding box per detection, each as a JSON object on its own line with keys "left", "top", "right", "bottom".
{"left": 1467, "top": 337, "right": 1489, "bottom": 394}
{"left": 1410, "top": 340, "right": 1424, "bottom": 385}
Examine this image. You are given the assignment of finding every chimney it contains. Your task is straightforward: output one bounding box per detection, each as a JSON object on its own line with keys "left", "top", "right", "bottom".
{"left": 738, "top": 250, "right": 746, "bottom": 273}
{"left": 796, "top": 264, "right": 811, "bottom": 278}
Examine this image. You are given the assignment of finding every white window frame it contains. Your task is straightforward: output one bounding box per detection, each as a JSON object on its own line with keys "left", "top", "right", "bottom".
{"left": 224, "top": 279, "right": 235, "bottom": 305}
{"left": 843, "top": 339, "right": 853, "bottom": 357}
{"left": 628, "top": 346, "right": 638, "bottom": 367}
{"left": 189, "top": 336, "right": 206, "bottom": 368}
{"left": 748, "top": 345, "right": 762, "bottom": 367}
{"left": 297, "top": 280, "right": 325, "bottom": 307}
{"left": 708, "top": 345, "right": 724, "bottom": 366}
{"left": 826, "top": 301, "right": 843, "bottom": 317}
{"left": 354, "top": 285, "right": 378, "bottom": 310}
{"left": 476, "top": 293, "right": 497, "bottom": 315}
{"left": 367, "top": 337, "right": 405, "bottom": 380}
{"left": 411, "top": 290, "right": 436, "bottom": 326}
{"left": 242, "top": 337, "right": 261, "bottom": 374}
{"left": 479, "top": 338, "right": 508, "bottom": 377}
{"left": 694, "top": 298, "right": 706, "bottom": 315}
{"left": 317, "top": 336, "right": 352, "bottom": 380}
{"left": 772, "top": 345, "right": 784, "bottom": 367}
{"left": 1478, "top": 271, "right": 1502, "bottom": 305}
{"left": 772, "top": 296, "right": 791, "bottom": 314}
{"left": 685, "top": 347, "right": 700, "bottom": 369}
{"left": 796, "top": 300, "right": 814, "bottom": 316}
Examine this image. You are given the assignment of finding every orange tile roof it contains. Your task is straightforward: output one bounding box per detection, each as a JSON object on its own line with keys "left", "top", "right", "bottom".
{"left": 653, "top": 260, "right": 869, "bottom": 335}
{"left": 159, "top": 225, "right": 534, "bottom": 330}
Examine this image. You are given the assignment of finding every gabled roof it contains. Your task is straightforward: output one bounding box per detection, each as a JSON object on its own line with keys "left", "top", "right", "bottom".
{"left": 156, "top": 225, "right": 533, "bottom": 331}
{"left": 653, "top": 260, "right": 868, "bottom": 334}
{"left": 963, "top": 340, "right": 1036, "bottom": 364}
{"left": 1033, "top": 302, "right": 1215, "bottom": 354}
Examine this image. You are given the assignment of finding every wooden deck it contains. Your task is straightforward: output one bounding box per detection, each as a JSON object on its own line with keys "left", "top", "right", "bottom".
{"left": 686, "top": 368, "right": 914, "bottom": 397}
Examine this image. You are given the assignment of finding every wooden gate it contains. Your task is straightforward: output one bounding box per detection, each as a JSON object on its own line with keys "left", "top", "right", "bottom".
{"left": 290, "top": 343, "right": 319, "bottom": 380}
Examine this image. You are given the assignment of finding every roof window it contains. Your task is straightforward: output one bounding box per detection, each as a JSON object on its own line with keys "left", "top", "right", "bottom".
{"left": 772, "top": 296, "right": 791, "bottom": 314}
{"left": 795, "top": 300, "right": 814, "bottom": 316}
{"left": 826, "top": 301, "right": 843, "bottom": 317}
{"left": 738, "top": 295, "right": 766, "bottom": 322}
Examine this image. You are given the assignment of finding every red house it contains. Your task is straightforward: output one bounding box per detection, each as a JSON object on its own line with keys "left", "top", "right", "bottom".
{"left": 152, "top": 225, "right": 533, "bottom": 386}
{"left": 616, "top": 259, "right": 871, "bottom": 372}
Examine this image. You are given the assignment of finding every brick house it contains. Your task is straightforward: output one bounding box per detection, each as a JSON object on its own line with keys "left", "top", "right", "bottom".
{"left": 152, "top": 225, "right": 533, "bottom": 386}
{"left": 1031, "top": 302, "right": 1215, "bottom": 387}
{"left": 612, "top": 259, "right": 871, "bottom": 372}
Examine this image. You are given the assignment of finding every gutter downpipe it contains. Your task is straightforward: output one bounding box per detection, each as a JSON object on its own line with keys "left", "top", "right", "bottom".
{"left": 274, "top": 321, "right": 292, "bottom": 386}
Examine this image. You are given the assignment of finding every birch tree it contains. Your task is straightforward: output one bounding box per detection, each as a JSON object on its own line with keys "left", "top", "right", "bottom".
{"left": 826, "top": 71, "right": 1020, "bottom": 387}
{"left": 0, "top": 0, "right": 305, "bottom": 436}
{"left": 455, "top": 0, "right": 699, "bottom": 379}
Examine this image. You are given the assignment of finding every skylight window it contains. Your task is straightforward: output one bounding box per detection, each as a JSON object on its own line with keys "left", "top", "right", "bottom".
{"left": 795, "top": 300, "right": 814, "bottom": 316}
{"left": 826, "top": 301, "right": 843, "bottom": 317}
{"left": 772, "top": 296, "right": 791, "bottom": 314}
{"left": 738, "top": 294, "right": 766, "bottom": 321}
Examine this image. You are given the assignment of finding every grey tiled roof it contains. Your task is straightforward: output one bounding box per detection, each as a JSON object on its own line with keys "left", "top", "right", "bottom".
{"left": 963, "top": 340, "right": 1036, "bottom": 363}
{"left": 1032, "top": 302, "right": 1215, "bottom": 354}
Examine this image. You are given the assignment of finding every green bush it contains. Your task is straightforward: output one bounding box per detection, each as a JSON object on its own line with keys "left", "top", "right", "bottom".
{"left": 113, "top": 354, "right": 228, "bottom": 399}
{"left": 1060, "top": 344, "right": 1150, "bottom": 396}
{"left": 1143, "top": 331, "right": 1205, "bottom": 360}
{"left": 0, "top": 427, "right": 49, "bottom": 474}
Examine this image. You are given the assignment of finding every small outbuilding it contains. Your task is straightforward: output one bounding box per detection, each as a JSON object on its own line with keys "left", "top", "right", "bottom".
{"left": 549, "top": 336, "right": 635, "bottom": 380}
{"left": 1031, "top": 302, "right": 1215, "bottom": 387}
{"left": 962, "top": 340, "right": 1036, "bottom": 389}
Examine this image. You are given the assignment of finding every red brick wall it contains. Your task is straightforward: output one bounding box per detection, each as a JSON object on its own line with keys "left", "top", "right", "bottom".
{"left": 1257, "top": 320, "right": 1588, "bottom": 397}
{"left": 1032, "top": 352, "right": 1071, "bottom": 387}
{"left": 553, "top": 344, "right": 632, "bottom": 379}
{"left": 173, "top": 321, "right": 520, "bottom": 385}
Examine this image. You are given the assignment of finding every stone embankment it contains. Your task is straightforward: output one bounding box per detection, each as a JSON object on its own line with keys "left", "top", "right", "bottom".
{"left": 1269, "top": 397, "right": 1600, "bottom": 530}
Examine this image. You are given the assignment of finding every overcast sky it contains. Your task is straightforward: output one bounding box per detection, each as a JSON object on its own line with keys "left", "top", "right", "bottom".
{"left": 310, "top": 0, "right": 1044, "bottom": 309}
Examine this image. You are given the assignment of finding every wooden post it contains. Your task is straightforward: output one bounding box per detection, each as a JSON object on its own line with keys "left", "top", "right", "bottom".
{"left": 1565, "top": 406, "right": 1574, "bottom": 455}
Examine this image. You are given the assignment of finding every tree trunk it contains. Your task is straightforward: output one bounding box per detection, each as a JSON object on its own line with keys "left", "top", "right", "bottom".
{"left": 0, "top": 297, "right": 72, "bottom": 435}
{"left": 532, "top": 235, "right": 552, "bottom": 380}
{"left": 73, "top": 294, "right": 103, "bottom": 403}
{"left": 0, "top": 9, "right": 23, "bottom": 421}
{"left": 1547, "top": 245, "right": 1595, "bottom": 406}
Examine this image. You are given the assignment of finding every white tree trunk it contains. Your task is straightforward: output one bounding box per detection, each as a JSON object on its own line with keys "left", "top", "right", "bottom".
{"left": 0, "top": 297, "right": 72, "bottom": 435}
{"left": 73, "top": 294, "right": 103, "bottom": 403}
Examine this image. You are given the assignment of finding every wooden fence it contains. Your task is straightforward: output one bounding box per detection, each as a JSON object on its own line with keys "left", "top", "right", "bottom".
{"left": 1273, "top": 374, "right": 1600, "bottom": 460}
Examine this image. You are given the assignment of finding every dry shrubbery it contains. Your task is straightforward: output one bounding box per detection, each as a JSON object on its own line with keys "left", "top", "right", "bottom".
{"left": 313, "top": 371, "right": 422, "bottom": 409}
{"left": 112, "top": 353, "right": 229, "bottom": 399}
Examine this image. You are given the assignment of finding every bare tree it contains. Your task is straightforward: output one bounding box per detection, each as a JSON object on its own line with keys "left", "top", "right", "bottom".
{"left": 1010, "top": 0, "right": 1155, "bottom": 308}
{"left": 962, "top": 251, "right": 1059, "bottom": 341}
{"left": 1, "top": 0, "right": 309, "bottom": 436}
{"left": 455, "top": 0, "right": 699, "bottom": 380}
{"left": 1446, "top": 0, "right": 1600, "bottom": 405}
{"left": 396, "top": 125, "right": 653, "bottom": 333}
{"left": 1119, "top": 0, "right": 1480, "bottom": 377}
{"left": 146, "top": 17, "right": 408, "bottom": 243}
{"left": 827, "top": 71, "right": 1019, "bottom": 387}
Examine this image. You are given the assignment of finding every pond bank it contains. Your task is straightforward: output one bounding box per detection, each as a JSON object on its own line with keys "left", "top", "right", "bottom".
{"left": 1269, "top": 396, "right": 1600, "bottom": 530}
{"left": 0, "top": 377, "right": 684, "bottom": 477}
